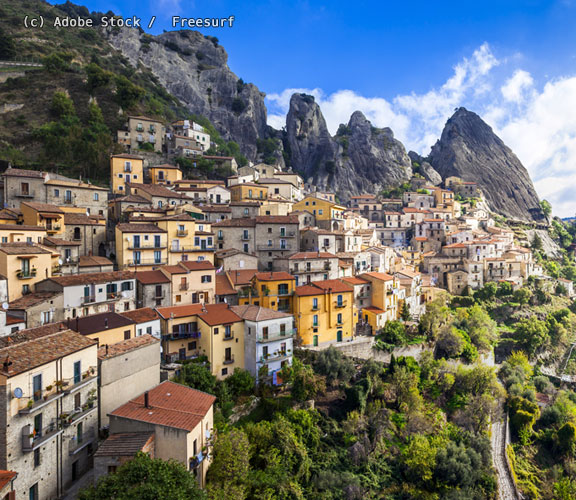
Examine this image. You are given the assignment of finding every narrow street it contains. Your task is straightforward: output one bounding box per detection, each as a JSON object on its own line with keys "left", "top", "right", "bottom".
{"left": 491, "top": 412, "right": 518, "bottom": 500}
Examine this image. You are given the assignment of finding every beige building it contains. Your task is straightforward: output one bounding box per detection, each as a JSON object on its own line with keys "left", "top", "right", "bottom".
{"left": 108, "top": 381, "right": 215, "bottom": 487}
{"left": 0, "top": 325, "right": 99, "bottom": 499}
{"left": 117, "top": 116, "right": 165, "bottom": 153}
{"left": 160, "top": 261, "right": 216, "bottom": 306}
{"left": 98, "top": 334, "right": 160, "bottom": 429}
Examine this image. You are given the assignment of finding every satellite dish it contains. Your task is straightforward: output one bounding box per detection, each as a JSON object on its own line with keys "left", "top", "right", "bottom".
{"left": 14, "top": 388, "right": 23, "bottom": 399}
{"left": 1, "top": 303, "right": 8, "bottom": 310}
{"left": 58, "top": 259, "right": 63, "bottom": 265}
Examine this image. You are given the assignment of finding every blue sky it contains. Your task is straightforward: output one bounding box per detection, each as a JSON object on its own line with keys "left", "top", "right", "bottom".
{"left": 49, "top": 1, "right": 576, "bottom": 215}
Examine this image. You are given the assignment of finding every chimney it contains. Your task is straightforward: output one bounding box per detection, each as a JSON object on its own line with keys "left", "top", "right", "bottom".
{"left": 144, "top": 391, "right": 150, "bottom": 409}
{"left": 3, "top": 356, "right": 11, "bottom": 373}
{"left": 75, "top": 317, "right": 79, "bottom": 331}
{"left": 105, "top": 344, "right": 109, "bottom": 355}
{"left": 104, "top": 318, "right": 108, "bottom": 329}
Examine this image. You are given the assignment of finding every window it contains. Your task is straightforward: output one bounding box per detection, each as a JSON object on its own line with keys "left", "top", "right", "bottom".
{"left": 224, "top": 325, "right": 232, "bottom": 338}
{"left": 73, "top": 361, "right": 81, "bottom": 384}
{"left": 34, "top": 448, "right": 41, "bottom": 467}
{"left": 154, "top": 251, "right": 162, "bottom": 264}
{"left": 29, "top": 483, "right": 39, "bottom": 500}
{"left": 124, "top": 330, "right": 131, "bottom": 340}
{"left": 0, "top": 237, "right": 6, "bottom": 243}
{"left": 201, "top": 275, "right": 212, "bottom": 283}
{"left": 214, "top": 327, "right": 219, "bottom": 335}
{"left": 154, "top": 235, "right": 161, "bottom": 248}
{"left": 337, "top": 313, "right": 342, "bottom": 324}
{"left": 121, "top": 281, "right": 133, "bottom": 291}
{"left": 93, "top": 193, "right": 99, "bottom": 201}
{"left": 318, "top": 209, "right": 323, "bottom": 215}
{"left": 54, "top": 189, "right": 60, "bottom": 197}
{"left": 312, "top": 298, "right": 318, "bottom": 309}
{"left": 243, "top": 243, "right": 249, "bottom": 253}
{"left": 188, "top": 341, "right": 197, "bottom": 351}
{"left": 32, "top": 374, "right": 42, "bottom": 401}
{"left": 262, "top": 326, "right": 269, "bottom": 340}
{"left": 221, "top": 368, "right": 228, "bottom": 376}
{"left": 313, "top": 314, "right": 318, "bottom": 327}
{"left": 337, "top": 295, "right": 343, "bottom": 307}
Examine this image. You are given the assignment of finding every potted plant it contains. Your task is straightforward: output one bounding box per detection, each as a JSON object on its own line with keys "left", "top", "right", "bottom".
{"left": 55, "top": 380, "right": 63, "bottom": 389}
{"left": 34, "top": 390, "right": 41, "bottom": 400}
{"left": 27, "top": 400, "right": 33, "bottom": 408}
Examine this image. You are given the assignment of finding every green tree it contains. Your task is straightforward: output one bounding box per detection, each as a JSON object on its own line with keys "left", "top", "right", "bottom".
{"left": 312, "top": 346, "right": 355, "bottom": 386}
{"left": 0, "top": 27, "right": 16, "bottom": 60}
{"left": 557, "top": 422, "right": 576, "bottom": 455}
{"left": 531, "top": 233, "right": 543, "bottom": 251}
{"left": 225, "top": 368, "right": 255, "bottom": 398}
{"left": 513, "top": 287, "right": 532, "bottom": 305}
{"left": 402, "top": 434, "right": 436, "bottom": 483}
{"left": 78, "top": 452, "right": 206, "bottom": 500}
{"left": 540, "top": 199, "right": 552, "bottom": 219}
{"left": 400, "top": 301, "right": 412, "bottom": 322}
{"left": 436, "top": 327, "right": 464, "bottom": 359}
{"left": 291, "top": 359, "right": 325, "bottom": 401}
{"left": 44, "top": 52, "right": 73, "bottom": 72}
{"left": 175, "top": 362, "right": 217, "bottom": 394}
{"left": 115, "top": 75, "right": 145, "bottom": 109}
{"left": 86, "top": 63, "right": 112, "bottom": 91}
{"left": 51, "top": 92, "right": 76, "bottom": 118}
{"left": 515, "top": 316, "right": 550, "bottom": 356}
{"left": 206, "top": 429, "right": 251, "bottom": 499}
{"left": 419, "top": 299, "right": 451, "bottom": 340}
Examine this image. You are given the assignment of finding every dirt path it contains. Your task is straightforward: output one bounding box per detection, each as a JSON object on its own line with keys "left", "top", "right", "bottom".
{"left": 491, "top": 415, "right": 518, "bottom": 500}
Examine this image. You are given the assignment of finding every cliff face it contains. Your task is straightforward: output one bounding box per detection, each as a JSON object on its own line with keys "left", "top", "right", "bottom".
{"left": 428, "top": 108, "right": 543, "bottom": 221}
{"left": 284, "top": 94, "right": 412, "bottom": 201}
{"left": 105, "top": 28, "right": 268, "bottom": 158}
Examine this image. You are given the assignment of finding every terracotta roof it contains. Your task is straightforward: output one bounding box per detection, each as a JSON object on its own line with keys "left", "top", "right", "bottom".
{"left": 0, "top": 470, "right": 17, "bottom": 490}
{"left": 93, "top": 432, "right": 154, "bottom": 457}
{"left": 0, "top": 329, "right": 95, "bottom": 377}
{"left": 361, "top": 272, "right": 395, "bottom": 281}
{"left": 198, "top": 303, "right": 242, "bottom": 326}
{"left": 363, "top": 306, "right": 385, "bottom": 314}
{"left": 228, "top": 201, "right": 261, "bottom": 207}
{"left": 0, "top": 323, "right": 67, "bottom": 348}
{"left": 64, "top": 213, "right": 104, "bottom": 225}
{"left": 0, "top": 209, "right": 18, "bottom": 220}
{"left": 156, "top": 303, "right": 204, "bottom": 320}
{"left": 178, "top": 261, "right": 215, "bottom": 272}
{"left": 8, "top": 292, "right": 61, "bottom": 309}
{"left": 135, "top": 270, "right": 171, "bottom": 284}
{"left": 161, "top": 265, "right": 188, "bottom": 275}
{"left": 341, "top": 277, "right": 370, "bottom": 285}
{"left": 98, "top": 334, "right": 159, "bottom": 360}
{"left": 78, "top": 255, "right": 113, "bottom": 267}
{"left": 3, "top": 167, "right": 44, "bottom": 178}
{"left": 215, "top": 274, "right": 236, "bottom": 296}
{"left": 295, "top": 279, "right": 353, "bottom": 296}
{"left": 200, "top": 205, "right": 231, "bottom": 213}
{"left": 129, "top": 183, "right": 186, "bottom": 199}
{"left": 214, "top": 249, "right": 254, "bottom": 258}
{"left": 109, "top": 381, "right": 215, "bottom": 432}
{"left": 21, "top": 202, "right": 64, "bottom": 214}
{"left": 40, "top": 271, "right": 135, "bottom": 287}
{"left": 231, "top": 304, "right": 292, "bottom": 321}
{"left": 230, "top": 182, "right": 261, "bottom": 187}
{"left": 117, "top": 223, "right": 166, "bottom": 233}
{"left": 67, "top": 312, "right": 134, "bottom": 336}
{"left": 0, "top": 243, "right": 51, "bottom": 255}
{"left": 287, "top": 251, "right": 337, "bottom": 260}
{"left": 150, "top": 164, "right": 179, "bottom": 170}
{"left": 111, "top": 153, "right": 144, "bottom": 160}
{"left": 254, "top": 272, "right": 295, "bottom": 281}
{"left": 255, "top": 215, "right": 298, "bottom": 224}
{"left": 227, "top": 269, "right": 258, "bottom": 286}
{"left": 120, "top": 308, "right": 159, "bottom": 324}
{"left": 212, "top": 218, "right": 256, "bottom": 228}
{"left": 43, "top": 236, "right": 81, "bottom": 247}
{"left": 115, "top": 194, "right": 150, "bottom": 204}
{"left": 444, "top": 243, "right": 468, "bottom": 249}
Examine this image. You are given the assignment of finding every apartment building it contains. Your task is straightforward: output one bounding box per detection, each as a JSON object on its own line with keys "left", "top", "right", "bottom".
{"left": 274, "top": 251, "right": 339, "bottom": 286}
{"left": 110, "top": 154, "right": 145, "bottom": 195}
{"left": 0, "top": 325, "right": 98, "bottom": 499}
{"left": 116, "top": 223, "right": 168, "bottom": 270}
{"left": 149, "top": 164, "right": 182, "bottom": 186}
{"left": 117, "top": 116, "right": 165, "bottom": 153}
{"left": 160, "top": 261, "right": 216, "bottom": 306}
{"left": 239, "top": 272, "right": 296, "bottom": 313}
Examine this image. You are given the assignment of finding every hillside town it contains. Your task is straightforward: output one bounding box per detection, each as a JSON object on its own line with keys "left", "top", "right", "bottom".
{"left": 0, "top": 115, "right": 556, "bottom": 499}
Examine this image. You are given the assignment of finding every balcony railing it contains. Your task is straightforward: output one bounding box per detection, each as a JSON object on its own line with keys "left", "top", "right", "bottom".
{"left": 260, "top": 351, "right": 290, "bottom": 363}
{"left": 46, "top": 225, "right": 61, "bottom": 233}
{"left": 17, "top": 269, "right": 37, "bottom": 280}
{"left": 258, "top": 329, "right": 295, "bottom": 343}
{"left": 223, "top": 355, "right": 235, "bottom": 365}
{"left": 128, "top": 243, "right": 167, "bottom": 250}
{"left": 334, "top": 300, "right": 347, "bottom": 308}
{"left": 22, "top": 421, "right": 62, "bottom": 452}
{"left": 176, "top": 230, "right": 188, "bottom": 237}
{"left": 164, "top": 331, "right": 201, "bottom": 341}
{"left": 69, "top": 428, "right": 96, "bottom": 456}
{"left": 128, "top": 259, "right": 167, "bottom": 267}
{"left": 279, "top": 231, "right": 296, "bottom": 238}
{"left": 179, "top": 283, "right": 189, "bottom": 291}
{"left": 257, "top": 244, "right": 292, "bottom": 251}
{"left": 241, "top": 235, "right": 251, "bottom": 241}
{"left": 82, "top": 295, "right": 96, "bottom": 304}
{"left": 63, "top": 198, "right": 74, "bottom": 205}
{"left": 124, "top": 166, "right": 132, "bottom": 172}
{"left": 223, "top": 334, "right": 234, "bottom": 341}
{"left": 16, "top": 190, "right": 34, "bottom": 198}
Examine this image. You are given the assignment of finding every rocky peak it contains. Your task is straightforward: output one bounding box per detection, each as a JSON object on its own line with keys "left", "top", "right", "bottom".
{"left": 428, "top": 108, "right": 543, "bottom": 221}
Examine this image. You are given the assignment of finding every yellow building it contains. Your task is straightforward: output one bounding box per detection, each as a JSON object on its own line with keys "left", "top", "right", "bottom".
{"left": 359, "top": 272, "right": 400, "bottom": 332}
{"left": 293, "top": 279, "right": 355, "bottom": 347}
{"left": 160, "top": 261, "right": 216, "bottom": 305}
{"left": 292, "top": 195, "right": 346, "bottom": 230}
{"left": 149, "top": 164, "right": 183, "bottom": 186}
{"left": 260, "top": 198, "right": 294, "bottom": 216}
{"left": 0, "top": 225, "right": 47, "bottom": 244}
{"left": 21, "top": 202, "right": 65, "bottom": 237}
{"left": 230, "top": 182, "right": 268, "bottom": 202}
{"left": 238, "top": 272, "right": 296, "bottom": 312}
{"left": 115, "top": 223, "right": 168, "bottom": 270}
{"left": 110, "top": 154, "right": 144, "bottom": 194}
{"left": 67, "top": 311, "right": 136, "bottom": 345}
{"left": 157, "top": 303, "right": 244, "bottom": 379}
{"left": 0, "top": 243, "right": 55, "bottom": 301}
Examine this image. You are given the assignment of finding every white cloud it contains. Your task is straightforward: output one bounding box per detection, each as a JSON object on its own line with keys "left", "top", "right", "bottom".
{"left": 265, "top": 43, "right": 576, "bottom": 217}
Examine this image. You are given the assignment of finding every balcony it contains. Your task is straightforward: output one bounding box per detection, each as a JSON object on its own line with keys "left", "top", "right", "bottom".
{"left": 176, "top": 230, "right": 188, "bottom": 237}
{"left": 257, "top": 244, "right": 292, "bottom": 251}
{"left": 279, "top": 231, "right": 296, "bottom": 238}
{"left": 128, "top": 243, "right": 167, "bottom": 250}
{"left": 258, "top": 329, "right": 295, "bottom": 343}
{"left": 136, "top": 126, "right": 144, "bottom": 132}
{"left": 128, "top": 259, "right": 167, "bottom": 267}
{"left": 223, "top": 355, "right": 235, "bottom": 365}
{"left": 154, "top": 292, "right": 165, "bottom": 300}
{"left": 62, "top": 366, "right": 98, "bottom": 394}
{"left": 241, "top": 235, "right": 251, "bottom": 241}
{"left": 19, "top": 388, "right": 63, "bottom": 415}
{"left": 260, "top": 351, "right": 290, "bottom": 363}
{"left": 81, "top": 295, "right": 96, "bottom": 304}
{"left": 179, "top": 283, "right": 189, "bottom": 291}
{"left": 334, "top": 300, "right": 347, "bottom": 308}
{"left": 63, "top": 198, "right": 74, "bottom": 205}
{"left": 189, "top": 451, "right": 205, "bottom": 469}
{"left": 106, "top": 292, "right": 120, "bottom": 300}
{"left": 223, "top": 334, "right": 234, "bottom": 341}
{"left": 124, "top": 166, "right": 132, "bottom": 173}
{"left": 17, "top": 269, "right": 37, "bottom": 280}
{"left": 164, "top": 331, "right": 201, "bottom": 341}
{"left": 22, "top": 421, "right": 63, "bottom": 452}
{"left": 16, "top": 190, "right": 35, "bottom": 198}
{"left": 69, "top": 427, "right": 96, "bottom": 456}
{"left": 46, "top": 225, "right": 61, "bottom": 234}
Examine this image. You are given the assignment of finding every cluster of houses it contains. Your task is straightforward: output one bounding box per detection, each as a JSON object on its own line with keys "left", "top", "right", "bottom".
{"left": 0, "top": 114, "right": 555, "bottom": 500}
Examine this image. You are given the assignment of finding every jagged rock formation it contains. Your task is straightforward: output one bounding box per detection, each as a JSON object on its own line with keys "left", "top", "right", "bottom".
{"left": 428, "top": 108, "right": 543, "bottom": 221}
{"left": 105, "top": 28, "right": 268, "bottom": 158}
{"left": 408, "top": 151, "right": 442, "bottom": 185}
{"left": 285, "top": 94, "right": 412, "bottom": 201}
